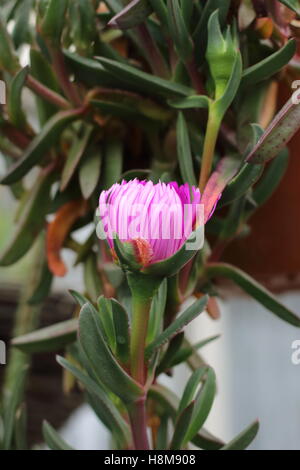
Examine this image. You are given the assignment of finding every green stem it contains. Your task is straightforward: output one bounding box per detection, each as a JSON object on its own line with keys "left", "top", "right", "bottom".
{"left": 130, "top": 295, "right": 152, "bottom": 385}
{"left": 126, "top": 273, "right": 162, "bottom": 450}
{"left": 199, "top": 105, "right": 222, "bottom": 193}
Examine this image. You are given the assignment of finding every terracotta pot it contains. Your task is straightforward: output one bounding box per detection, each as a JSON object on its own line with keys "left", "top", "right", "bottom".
{"left": 223, "top": 84, "right": 300, "bottom": 291}
{"left": 0, "top": 287, "right": 82, "bottom": 447}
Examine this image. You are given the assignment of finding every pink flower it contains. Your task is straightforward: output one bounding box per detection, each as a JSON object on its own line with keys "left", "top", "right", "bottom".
{"left": 99, "top": 179, "right": 217, "bottom": 268}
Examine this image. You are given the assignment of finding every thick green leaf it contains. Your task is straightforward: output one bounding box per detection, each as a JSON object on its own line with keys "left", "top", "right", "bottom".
{"left": 96, "top": 57, "right": 192, "bottom": 98}
{"left": 78, "top": 302, "right": 143, "bottom": 403}
{"left": 79, "top": 145, "right": 102, "bottom": 199}
{"left": 149, "top": 383, "right": 223, "bottom": 449}
{"left": 145, "top": 295, "right": 208, "bottom": 359}
{"left": 11, "top": 319, "right": 78, "bottom": 354}
{"left": 192, "top": 428, "right": 224, "bottom": 450}
{"left": 252, "top": 149, "right": 289, "bottom": 206}
{"left": 109, "top": 0, "right": 152, "bottom": 29}
{"left": 1, "top": 108, "right": 84, "bottom": 185}
{"left": 221, "top": 420, "right": 259, "bottom": 450}
{"left": 170, "top": 402, "right": 195, "bottom": 450}
{"left": 64, "top": 50, "right": 121, "bottom": 88}
{"left": 178, "top": 367, "right": 207, "bottom": 414}
{"left": 169, "top": 95, "right": 210, "bottom": 109}
{"left": 220, "top": 162, "right": 263, "bottom": 207}
{"left": 111, "top": 298, "right": 130, "bottom": 365}
{"left": 97, "top": 295, "right": 117, "bottom": 354}
{"left": 42, "top": 421, "right": 74, "bottom": 450}
{"left": 246, "top": 96, "right": 300, "bottom": 164}
{"left": 147, "top": 278, "right": 167, "bottom": 344}
{"left": 61, "top": 124, "right": 93, "bottom": 191}
{"left": 69, "top": 0, "right": 96, "bottom": 54}
{"left": 69, "top": 289, "right": 90, "bottom": 307}
{"left": 176, "top": 112, "right": 197, "bottom": 187}
{"left": 57, "top": 355, "right": 130, "bottom": 447}
{"left": 84, "top": 254, "right": 103, "bottom": 303}
{"left": 28, "top": 260, "right": 53, "bottom": 305}
{"left": 8, "top": 66, "right": 28, "bottom": 129}
{"left": 40, "top": 0, "right": 68, "bottom": 43}
{"left": 0, "top": 170, "right": 53, "bottom": 266}
{"left": 148, "top": 0, "right": 168, "bottom": 27}
{"left": 241, "top": 40, "right": 296, "bottom": 89}
{"left": 0, "top": 17, "right": 19, "bottom": 73}
{"left": 206, "top": 263, "right": 300, "bottom": 327}
{"left": 156, "top": 415, "right": 169, "bottom": 450}
{"left": 167, "top": 0, "right": 193, "bottom": 61}
{"left": 156, "top": 332, "right": 184, "bottom": 375}
{"left": 103, "top": 139, "right": 123, "bottom": 189}
{"left": 29, "top": 48, "right": 61, "bottom": 125}
{"left": 11, "top": 0, "right": 32, "bottom": 48}
{"left": 170, "top": 335, "right": 220, "bottom": 368}
{"left": 184, "top": 367, "right": 216, "bottom": 443}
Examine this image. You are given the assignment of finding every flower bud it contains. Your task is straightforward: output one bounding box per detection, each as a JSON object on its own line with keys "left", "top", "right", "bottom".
{"left": 206, "top": 11, "right": 238, "bottom": 101}
{"left": 98, "top": 179, "right": 218, "bottom": 276}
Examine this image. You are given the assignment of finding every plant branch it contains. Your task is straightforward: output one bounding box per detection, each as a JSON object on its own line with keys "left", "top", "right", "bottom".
{"left": 48, "top": 46, "right": 82, "bottom": 107}
{"left": 26, "top": 75, "right": 71, "bottom": 109}
{"left": 199, "top": 105, "right": 222, "bottom": 193}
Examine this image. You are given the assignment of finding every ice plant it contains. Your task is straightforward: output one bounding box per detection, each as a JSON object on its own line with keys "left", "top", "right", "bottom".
{"left": 99, "top": 179, "right": 205, "bottom": 268}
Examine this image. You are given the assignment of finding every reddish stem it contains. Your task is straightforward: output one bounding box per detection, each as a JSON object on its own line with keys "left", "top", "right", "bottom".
{"left": 128, "top": 397, "right": 149, "bottom": 450}
{"left": 26, "top": 75, "right": 70, "bottom": 109}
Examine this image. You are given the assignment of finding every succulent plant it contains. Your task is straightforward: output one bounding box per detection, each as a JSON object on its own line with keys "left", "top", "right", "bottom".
{"left": 1, "top": 0, "right": 300, "bottom": 451}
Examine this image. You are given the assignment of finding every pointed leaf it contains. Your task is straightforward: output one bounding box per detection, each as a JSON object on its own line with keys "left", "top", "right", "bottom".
{"left": 169, "top": 95, "right": 210, "bottom": 109}
{"left": 8, "top": 66, "right": 28, "bottom": 129}
{"left": 241, "top": 40, "right": 296, "bottom": 89}
{"left": 1, "top": 108, "right": 84, "bottom": 184}
{"left": 0, "top": 170, "right": 53, "bottom": 266}
{"left": 111, "top": 298, "right": 130, "bottom": 365}
{"left": 206, "top": 263, "right": 300, "bottom": 327}
{"left": 96, "top": 57, "right": 192, "bottom": 98}
{"left": 184, "top": 367, "right": 216, "bottom": 443}
{"left": 79, "top": 146, "right": 102, "bottom": 199}
{"left": 79, "top": 302, "right": 143, "bottom": 403}
{"left": 57, "top": 356, "right": 131, "bottom": 447}
{"left": 11, "top": 319, "right": 78, "bottom": 354}
{"left": 109, "top": 0, "right": 153, "bottom": 29}
{"left": 176, "top": 112, "right": 197, "bottom": 187}
{"left": 221, "top": 420, "right": 259, "bottom": 450}
{"left": 170, "top": 402, "right": 195, "bottom": 450}
{"left": 167, "top": 0, "right": 193, "bottom": 61}
{"left": 178, "top": 367, "right": 207, "bottom": 414}
{"left": 145, "top": 295, "right": 208, "bottom": 359}
{"left": 246, "top": 96, "right": 300, "bottom": 164}
{"left": 42, "top": 421, "right": 74, "bottom": 450}
{"left": 61, "top": 124, "right": 93, "bottom": 191}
